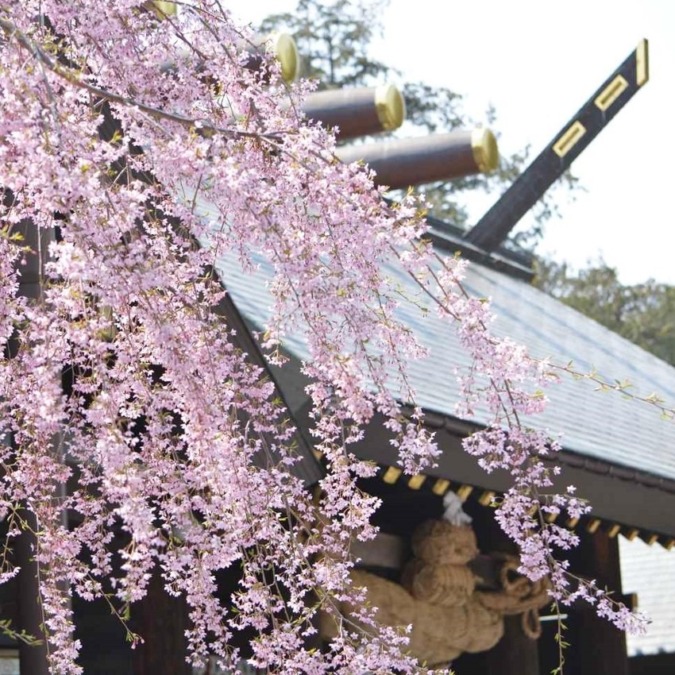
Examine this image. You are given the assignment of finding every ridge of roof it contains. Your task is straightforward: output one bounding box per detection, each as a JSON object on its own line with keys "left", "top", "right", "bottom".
{"left": 425, "top": 214, "right": 535, "bottom": 281}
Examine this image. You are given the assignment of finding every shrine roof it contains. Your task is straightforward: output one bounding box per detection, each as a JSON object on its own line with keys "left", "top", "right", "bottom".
{"left": 209, "top": 230, "right": 675, "bottom": 485}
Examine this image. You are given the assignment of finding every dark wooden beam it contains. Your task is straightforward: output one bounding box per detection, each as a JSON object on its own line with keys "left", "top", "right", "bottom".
{"left": 352, "top": 412, "right": 675, "bottom": 538}
{"left": 465, "top": 39, "right": 649, "bottom": 252}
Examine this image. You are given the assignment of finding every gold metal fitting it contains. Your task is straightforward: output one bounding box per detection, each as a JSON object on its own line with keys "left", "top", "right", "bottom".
{"left": 374, "top": 84, "right": 406, "bottom": 131}
{"left": 408, "top": 474, "right": 427, "bottom": 490}
{"left": 382, "top": 466, "right": 402, "bottom": 485}
{"left": 270, "top": 33, "right": 299, "bottom": 84}
{"left": 471, "top": 128, "right": 499, "bottom": 173}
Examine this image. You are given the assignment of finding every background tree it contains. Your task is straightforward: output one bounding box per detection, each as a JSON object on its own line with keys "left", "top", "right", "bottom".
{"left": 260, "top": 0, "right": 579, "bottom": 240}
{"left": 535, "top": 258, "right": 675, "bottom": 366}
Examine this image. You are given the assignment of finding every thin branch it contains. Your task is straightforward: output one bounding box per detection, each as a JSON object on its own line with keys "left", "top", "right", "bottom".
{"left": 0, "top": 14, "right": 284, "bottom": 145}
{"left": 550, "top": 361, "right": 675, "bottom": 420}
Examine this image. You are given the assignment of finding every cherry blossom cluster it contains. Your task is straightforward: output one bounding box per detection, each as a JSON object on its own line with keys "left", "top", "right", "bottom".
{"left": 414, "top": 253, "right": 647, "bottom": 631}
{"left": 0, "top": 1, "right": 645, "bottom": 673}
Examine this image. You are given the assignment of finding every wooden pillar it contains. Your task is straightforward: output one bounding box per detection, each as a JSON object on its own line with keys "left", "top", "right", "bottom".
{"left": 131, "top": 567, "right": 191, "bottom": 675}
{"left": 10, "top": 213, "right": 54, "bottom": 675}
{"left": 15, "top": 487, "right": 69, "bottom": 675}
{"left": 454, "top": 612, "right": 540, "bottom": 675}
{"left": 484, "top": 614, "right": 540, "bottom": 674}
{"left": 73, "top": 594, "right": 134, "bottom": 675}
{"left": 452, "top": 502, "right": 540, "bottom": 675}
{"left": 566, "top": 530, "right": 629, "bottom": 675}
{"left": 15, "top": 512, "right": 49, "bottom": 675}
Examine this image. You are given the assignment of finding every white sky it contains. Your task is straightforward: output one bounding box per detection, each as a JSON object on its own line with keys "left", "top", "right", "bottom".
{"left": 228, "top": 0, "right": 675, "bottom": 285}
